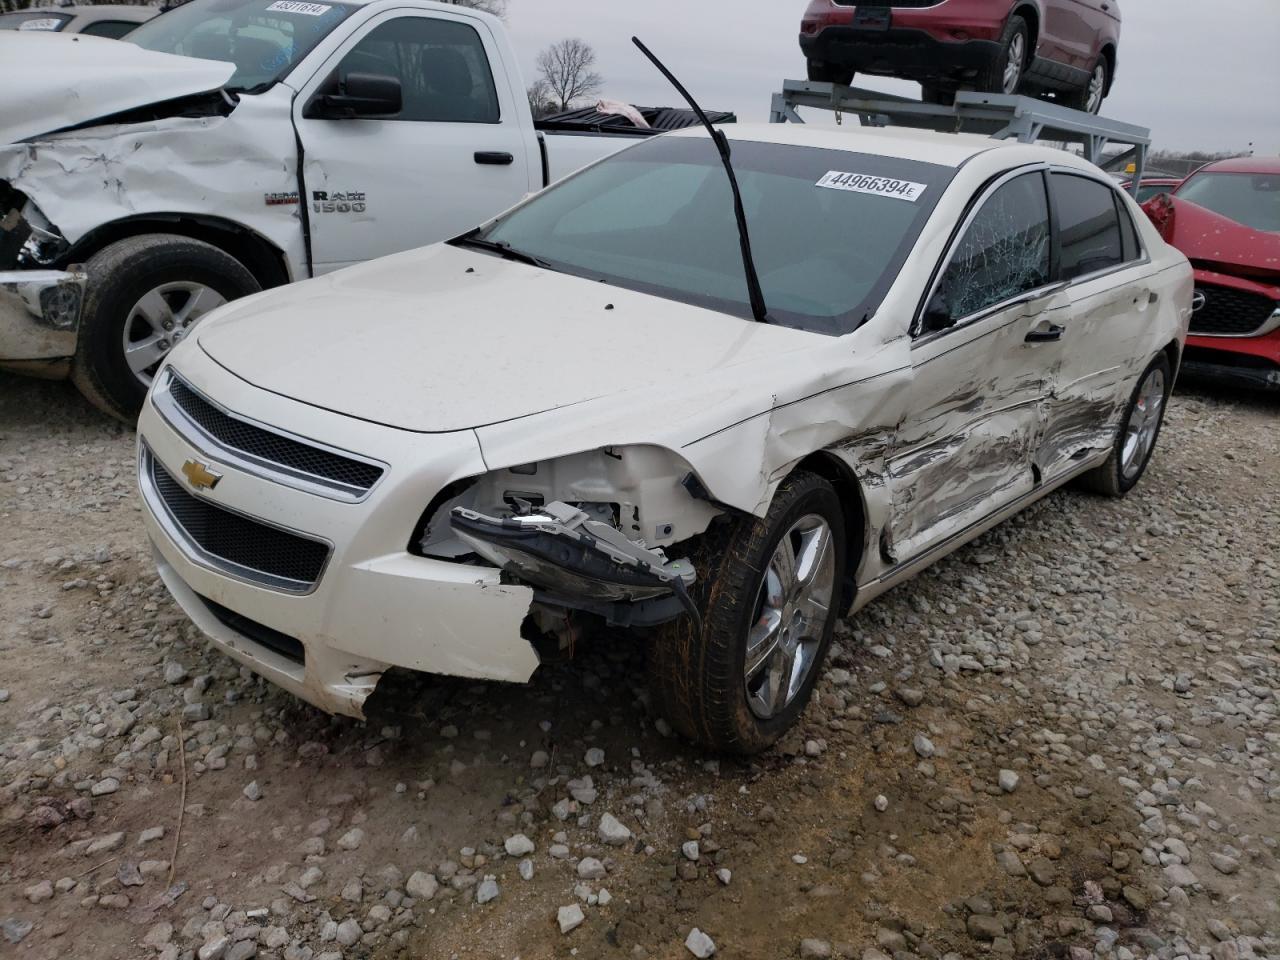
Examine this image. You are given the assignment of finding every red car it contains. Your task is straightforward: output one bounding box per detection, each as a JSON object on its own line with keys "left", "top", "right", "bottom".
{"left": 1144, "top": 157, "right": 1280, "bottom": 391}
{"left": 799, "top": 0, "right": 1121, "bottom": 114}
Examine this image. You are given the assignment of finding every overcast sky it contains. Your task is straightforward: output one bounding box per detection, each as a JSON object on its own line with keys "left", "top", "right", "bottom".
{"left": 504, "top": 0, "right": 1280, "bottom": 156}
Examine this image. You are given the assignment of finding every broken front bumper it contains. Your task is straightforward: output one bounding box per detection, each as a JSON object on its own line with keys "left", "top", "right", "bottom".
{"left": 136, "top": 354, "right": 541, "bottom": 720}
{"left": 0, "top": 268, "right": 85, "bottom": 370}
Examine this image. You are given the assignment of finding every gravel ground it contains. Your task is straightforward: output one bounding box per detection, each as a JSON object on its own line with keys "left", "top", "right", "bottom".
{"left": 1, "top": 370, "right": 1277, "bottom": 960}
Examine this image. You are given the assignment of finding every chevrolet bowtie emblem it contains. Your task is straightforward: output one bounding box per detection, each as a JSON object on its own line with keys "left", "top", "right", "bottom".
{"left": 181, "top": 459, "right": 223, "bottom": 491}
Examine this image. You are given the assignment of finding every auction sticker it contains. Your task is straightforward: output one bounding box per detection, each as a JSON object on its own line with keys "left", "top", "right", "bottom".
{"left": 18, "top": 18, "right": 63, "bottom": 30}
{"left": 816, "top": 171, "right": 927, "bottom": 202}
{"left": 265, "top": 1, "right": 331, "bottom": 14}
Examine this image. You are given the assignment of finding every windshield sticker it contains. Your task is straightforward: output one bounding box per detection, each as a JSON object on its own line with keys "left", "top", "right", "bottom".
{"left": 265, "top": 1, "right": 332, "bottom": 14}
{"left": 816, "top": 171, "right": 927, "bottom": 202}
{"left": 18, "top": 17, "right": 62, "bottom": 30}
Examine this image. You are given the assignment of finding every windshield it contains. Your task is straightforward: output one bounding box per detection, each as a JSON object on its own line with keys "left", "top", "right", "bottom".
{"left": 0, "top": 11, "right": 72, "bottom": 30}
{"left": 1176, "top": 171, "right": 1280, "bottom": 234}
{"left": 469, "top": 137, "right": 955, "bottom": 335}
{"left": 129, "top": 0, "right": 356, "bottom": 93}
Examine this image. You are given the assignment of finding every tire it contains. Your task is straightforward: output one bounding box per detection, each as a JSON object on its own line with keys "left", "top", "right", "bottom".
{"left": 71, "top": 234, "right": 259, "bottom": 422}
{"left": 921, "top": 85, "right": 956, "bottom": 106}
{"left": 806, "top": 58, "right": 855, "bottom": 86}
{"left": 1077, "top": 354, "right": 1172, "bottom": 497}
{"left": 1063, "top": 56, "right": 1109, "bottom": 114}
{"left": 976, "top": 14, "right": 1029, "bottom": 95}
{"left": 647, "top": 471, "right": 847, "bottom": 754}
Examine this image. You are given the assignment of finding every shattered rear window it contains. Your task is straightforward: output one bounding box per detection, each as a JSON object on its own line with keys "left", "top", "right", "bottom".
{"left": 470, "top": 137, "right": 957, "bottom": 336}
{"left": 128, "top": 0, "right": 356, "bottom": 93}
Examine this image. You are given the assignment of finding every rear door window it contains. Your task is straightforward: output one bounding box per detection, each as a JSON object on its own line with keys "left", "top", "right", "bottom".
{"left": 1052, "top": 173, "right": 1124, "bottom": 280}
{"left": 0, "top": 11, "right": 72, "bottom": 30}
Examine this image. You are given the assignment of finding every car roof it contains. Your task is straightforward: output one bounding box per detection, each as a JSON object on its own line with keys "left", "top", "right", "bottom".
{"left": 1191, "top": 156, "right": 1280, "bottom": 176}
{"left": 671, "top": 122, "right": 1095, "bottom": 172}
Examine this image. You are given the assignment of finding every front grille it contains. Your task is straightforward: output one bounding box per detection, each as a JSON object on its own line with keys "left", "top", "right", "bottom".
{"left": 148, "top": 451, "right": 330, "bottom": 591}
{"left": 197, "top": 593, "right": 305, "bottom": 665}
{"left": 1190, "top": 286, "right": 1278, "bottom": 336}
{"left": 167, "top": 374, "right": 384, "bottom": 495}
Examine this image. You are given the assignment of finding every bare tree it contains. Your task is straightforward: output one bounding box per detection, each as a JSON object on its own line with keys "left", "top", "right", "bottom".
{"left": 536, "top": 38, "right": 604, "bottom": 113}
{"left": 527, "top": 78, "right": 558, "bottom": 119}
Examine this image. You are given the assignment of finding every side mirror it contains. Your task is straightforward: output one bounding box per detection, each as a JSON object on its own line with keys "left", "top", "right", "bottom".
{"left": 304, "top": 72, "right": 402, "bottom": 120}
{"left": 921, "top": 291, "right": 954, "bottom": 333}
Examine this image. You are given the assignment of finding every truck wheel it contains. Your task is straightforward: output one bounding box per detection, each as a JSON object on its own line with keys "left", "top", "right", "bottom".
{"left": 647, "top": 471, "right": 846, "bottom": 754}
{"left": 1077, "top": 355, "right": 1171, "bottom": 498}
{"left": 71, "top": 234, "right": 259, "bottom": 422}
{"left": 806, "top": 59, "right": 854, "bottom": 86}
{"left": 1063, "top": 57, "right": 1109, "bottom": 114}
{"left": 976, "top": 14, "right": 1028, "bottom": 95}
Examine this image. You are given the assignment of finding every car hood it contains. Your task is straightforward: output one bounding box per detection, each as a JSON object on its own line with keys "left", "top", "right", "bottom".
{"left": 196, "top": 244, "right": 824, "bottom": 433}
{"left": 1144, "top": 194, "right": 1280, "bottom": 282}
{"left": 0, "top": 33, "right": 234, "bottom": 144}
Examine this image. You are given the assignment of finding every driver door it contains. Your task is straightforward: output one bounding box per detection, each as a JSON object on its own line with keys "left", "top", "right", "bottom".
{"left": 885, "top": 169, "right": 1066, "bottom": 563}
{"left": 293, "top": 9, "right": 537, "bottom": 274}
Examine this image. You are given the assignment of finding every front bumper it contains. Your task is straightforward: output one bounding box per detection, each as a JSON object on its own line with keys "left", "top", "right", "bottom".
{"left": 0, "top": 267, "right": 85, "bottom": 374}
{"left": 136, "top": 348, "right": 540, "bottom": 719}
{"left": 800, "top": 26, "right": 1002, "bottom": 80}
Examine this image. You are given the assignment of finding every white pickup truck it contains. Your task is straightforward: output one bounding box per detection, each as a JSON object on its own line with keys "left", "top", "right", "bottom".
{"left": 0, "top": 0, "right": 713, "bottom": 419}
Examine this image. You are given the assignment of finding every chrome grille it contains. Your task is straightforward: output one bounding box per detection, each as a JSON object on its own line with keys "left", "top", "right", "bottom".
{"left": 1190, "top": 286, "right": 1278, "bottom": 337}
{"left": 143, "top": 448, "right": 330, "bottom": 593}
{"left": 157, "top": 372, "right": 384, "bottom": 500}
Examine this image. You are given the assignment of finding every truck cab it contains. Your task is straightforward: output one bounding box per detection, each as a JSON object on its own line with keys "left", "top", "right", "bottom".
{"left": 0, "top": 0, "right": 658, "bottom": 419}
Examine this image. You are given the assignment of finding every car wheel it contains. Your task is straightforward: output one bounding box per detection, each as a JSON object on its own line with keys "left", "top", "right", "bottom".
{"left": 1065, "top": 57, "right": 1109, "bottom": 114}
{"left": 647, "top": 470, "right": 846, "bottom": 754}
{"left": 977, "top": 14, "right": 1029, "bottom": 96}
{"left": 1077, "top": 354, "right": 1172, "bottom": 497}
{"left": 71, "top": 234, "right": 259, "bottom": 422}
{"left": 806, "top": 58, "right": 855, "bottom": 86}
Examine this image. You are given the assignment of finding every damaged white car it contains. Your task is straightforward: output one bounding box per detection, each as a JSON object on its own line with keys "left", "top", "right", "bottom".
{"left": 137, "top": 123, "right": 1192, "bottom": 752}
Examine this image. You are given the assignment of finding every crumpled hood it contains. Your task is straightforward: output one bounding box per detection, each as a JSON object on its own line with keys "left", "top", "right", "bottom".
{"left": 197, "top": 244, "right": 824, "bottom": 433}
{"left": 1143, "top": 193, "right": 1280, "bottom": 281}
{"left": 0, "top": 32, "right": 234, "bottom": 144}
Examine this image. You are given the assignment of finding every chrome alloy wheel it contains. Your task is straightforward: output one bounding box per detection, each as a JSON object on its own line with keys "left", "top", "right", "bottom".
{"left": 122, "top": 281, "right": 226, "bottom": 386}
{"left": 1121, "top": 366, "right": 1166, "bottom": 481}
{"left": 743, "top": 514, "right": 836, "bottom": 720}
{"left": 1085, "top": 63, "right": 1107, "bottom": 113}
{"left": 1003, "top": 32, "right": 1026, "bottom": 94}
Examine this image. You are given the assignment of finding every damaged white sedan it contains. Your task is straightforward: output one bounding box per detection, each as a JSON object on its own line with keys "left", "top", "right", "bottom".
{"left": 137, "top": 123, "right": 1191, "bottom": 752}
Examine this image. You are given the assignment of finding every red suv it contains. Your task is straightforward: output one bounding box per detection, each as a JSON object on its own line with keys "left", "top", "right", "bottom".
{"left": 799, "top": 1, "right": 1121, "bottom": 114}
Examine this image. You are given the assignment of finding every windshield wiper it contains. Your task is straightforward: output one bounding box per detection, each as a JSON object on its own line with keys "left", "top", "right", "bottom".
{"left": 632, "top": 37, "right": 770, "bottom": 325}
{"left": 453, "top": 233, "right": 553, "bottom": 269}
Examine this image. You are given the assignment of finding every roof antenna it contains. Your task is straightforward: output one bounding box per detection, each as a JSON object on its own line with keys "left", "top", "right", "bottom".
{"left": 632, "top": 37, "right": 769, "bottom": 325}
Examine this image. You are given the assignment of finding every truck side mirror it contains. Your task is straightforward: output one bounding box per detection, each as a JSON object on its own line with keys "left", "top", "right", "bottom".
{"left": 304, "top": 72, "right": 402, "bottom": 120}
{"left": 921, "top": 291, "right": 954, "bottom": 333}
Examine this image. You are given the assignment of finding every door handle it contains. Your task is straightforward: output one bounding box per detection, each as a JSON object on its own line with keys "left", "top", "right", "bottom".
{"left": 1025, "top": 324, "right": 1064, "bottom": 343}
{"left": 475, "top": 151, "right": 514, "bottom": 165}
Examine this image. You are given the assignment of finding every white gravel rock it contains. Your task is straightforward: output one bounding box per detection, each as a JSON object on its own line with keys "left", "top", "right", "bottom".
{"left": 504, "top": 834, "right": 535, "bottom": 857}
{"left": 685, "top": 927, "right": 716, "bottom": 958}
{"left": 557, "top": 904, "right": 585, "bottom": 934}
{"left": 597, "top": 813, "right": 631, "bottom": 846}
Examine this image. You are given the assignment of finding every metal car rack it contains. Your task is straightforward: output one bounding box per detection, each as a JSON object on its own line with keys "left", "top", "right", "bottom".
{"left": 769, "top": 80, "right": 1151, "bottom": 195}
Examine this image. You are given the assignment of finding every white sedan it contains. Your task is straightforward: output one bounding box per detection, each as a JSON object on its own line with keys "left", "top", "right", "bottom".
{"left": 136, "top": 123, "right": 1192, "bottom": 753}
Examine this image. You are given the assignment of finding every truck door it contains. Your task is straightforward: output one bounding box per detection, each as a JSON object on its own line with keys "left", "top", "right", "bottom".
{"left": 1042, "top": 0, "right": 1102, "bottom": 70}
{"left": 293, "top": 9, "right": 538, "bottom": 274}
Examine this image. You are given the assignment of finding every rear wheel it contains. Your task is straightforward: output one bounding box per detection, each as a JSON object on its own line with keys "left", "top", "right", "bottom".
{"left": 976, "top": 14, "right": 1029, "bottom": 95}
{"left": 1064, "top": 57, "right": 1109, "bottom": 114}
{"left": 71, "top": 234, "right": 259, "bottom": 422}
{"left": 1077, "top": 355, "right": 1171, "bottom": 497}
{"left": 647, "top": 471, "right": 846, "bottom": 754}
{"left": 806, "top": 58, "right": 855, "bottom": 86}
